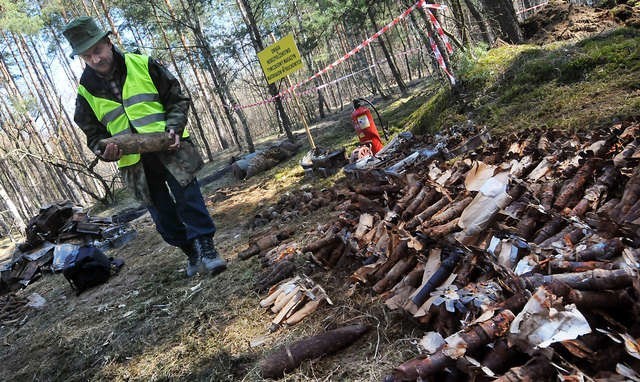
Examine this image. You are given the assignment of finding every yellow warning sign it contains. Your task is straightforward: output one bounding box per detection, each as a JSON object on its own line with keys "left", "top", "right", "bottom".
{"left": 257, "top": 34, "right": 303, "bottom": 85}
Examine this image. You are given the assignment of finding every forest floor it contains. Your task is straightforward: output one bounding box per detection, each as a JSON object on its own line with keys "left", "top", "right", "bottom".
{"left": 1, "top": 2, "right": 639, "bottom": 381}
{"left": 0, "top": 83, "right": 434, "bottom": 382}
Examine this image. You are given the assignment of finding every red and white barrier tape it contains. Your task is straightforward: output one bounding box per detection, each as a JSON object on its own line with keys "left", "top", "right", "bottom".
{"left": 316, "top": 46, "right": 426, "bottom": 91}
{"left": 283, "top": 48, "right": 430, "bottom": 103}
{"left": 516, "top": 1, "right": 548, "bottom": 15}
{"left": 427, "top": 33, "right": 455, "bottom": 85}
{"left": 316, "top": 64, "right": 375, "bottom": 90}
{"left": 425, "top": 8, "right": 453, "bottom": 54}
{"left": 226, "top": 47, "right": 426, "bottom": 111}
{"left": 232, "top": 1, "right": 454, "bottom": 110}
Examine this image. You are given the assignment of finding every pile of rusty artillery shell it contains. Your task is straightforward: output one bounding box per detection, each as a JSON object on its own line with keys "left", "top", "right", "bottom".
{"left": 288, "top": 122, "right": 640, "bottom": 381}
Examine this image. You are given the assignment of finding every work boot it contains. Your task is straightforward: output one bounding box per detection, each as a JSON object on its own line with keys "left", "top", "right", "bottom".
{"left": 196, "top": 236, "right": 227, "bottom": 275}
{"left": 180, "top": 241, "right": 201, "bottom": 277}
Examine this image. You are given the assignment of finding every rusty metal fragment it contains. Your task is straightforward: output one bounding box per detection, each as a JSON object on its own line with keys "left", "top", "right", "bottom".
{"left": 554, "top": 158, "right": 600, "bottom": 210}
{"left": 260, "top": 324, "right": 369, "bottom": 379}
{"left": 493, "top": 356, "right": 554, "bottom": 382}
{"left": 384, "top": 310, "right": 515, "bottom": 381}
{"left": 411, "top": 247, "right": 463, "bottom": 308}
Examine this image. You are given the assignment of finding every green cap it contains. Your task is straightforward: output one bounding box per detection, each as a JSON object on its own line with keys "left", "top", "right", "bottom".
{"left": 62, "top": 16, "right": 111, "bottom": 58}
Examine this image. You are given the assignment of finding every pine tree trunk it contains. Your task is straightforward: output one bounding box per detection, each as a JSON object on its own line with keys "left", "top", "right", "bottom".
{"left": 480, "top": 0, "right": 523, "bottom": 43}
{"left": 150, "top": 4, "right": 216, "bottom": 160}
{"left": 236, "top": 0, "right": 295, "bottom": 142}
{"left": 162, "top": 0, "right": 224, "bottom": 155}
{"left": 363, "top": 31, "right": 388, "bottom": 97}
{"left": 0, "top": 160, "right": 32, "bottom": 221}
{"left": 293, "top": 0, "right": 329, "bottom": 118}
{"left": 463, "top": 0, "right": 494, "bottom": 44}
{"left": 391, "top": 2, "right": 413, "bottom": 82}
{"left": 406, "top": 10, "right": 448, "bottom": 86}
{"left": 99, "top": 0, "right": 124, "bottom": 47}
{"left": 451, "top": 0, "right": 472, "bottom": 47}
{"left": 181, "top": 0, "right": 254, "bottom": 152}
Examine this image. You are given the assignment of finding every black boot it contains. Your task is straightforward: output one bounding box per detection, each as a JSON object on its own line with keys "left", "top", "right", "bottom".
{"left": 195, "top": 236, "right": 227, "bottom": 275}
{"left": 180, "top": 241, "right": 201, "bottom": 277}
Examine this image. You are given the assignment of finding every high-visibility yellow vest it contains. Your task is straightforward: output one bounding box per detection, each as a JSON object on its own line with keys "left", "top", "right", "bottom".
{"left": 78, "top": 53, "right": 189, "bottom": 168}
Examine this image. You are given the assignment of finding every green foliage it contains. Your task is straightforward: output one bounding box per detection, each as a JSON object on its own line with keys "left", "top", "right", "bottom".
{"left": 9, "top": 95, "right": 37, "bottom": 116}
{"left": 460, "top": 44, "right": 536, "bottom": 93}
{"left": 411, "top": 27, "right": 640, "bottom": 135}
{"left": 383, "top": 90, "right": 433, "bottom": 132}
{"left": 404, "top": 87, "right": 453, "bottom": 135}
{"left": 0, "top": 0, "right": 43, "bottom": 34}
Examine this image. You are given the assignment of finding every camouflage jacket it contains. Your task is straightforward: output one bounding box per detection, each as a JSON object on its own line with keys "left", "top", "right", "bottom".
{"left": 73, "top": 47, "right": 203, "bottom": 204}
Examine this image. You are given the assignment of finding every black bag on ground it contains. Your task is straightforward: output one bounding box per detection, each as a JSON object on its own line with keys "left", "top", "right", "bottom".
{"left": 63, "top": 245, "right": 114, "bottom": 295}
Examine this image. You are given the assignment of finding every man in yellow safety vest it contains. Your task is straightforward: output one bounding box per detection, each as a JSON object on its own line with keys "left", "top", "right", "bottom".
{"left": 63, "top": 16, "right": 226, "bottom": 278}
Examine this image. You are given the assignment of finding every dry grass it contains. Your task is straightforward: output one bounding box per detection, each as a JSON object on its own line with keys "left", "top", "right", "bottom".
{"left": 3, "top": 26, "right": 637, "bottom": 381}
{"left": 0, "top": 85, "right": 424, "bottom": 382}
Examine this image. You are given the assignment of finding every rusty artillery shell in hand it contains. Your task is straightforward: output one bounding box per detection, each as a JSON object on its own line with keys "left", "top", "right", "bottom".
{"left": 98, "top": 132, "right": 173, "bottom": 154}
